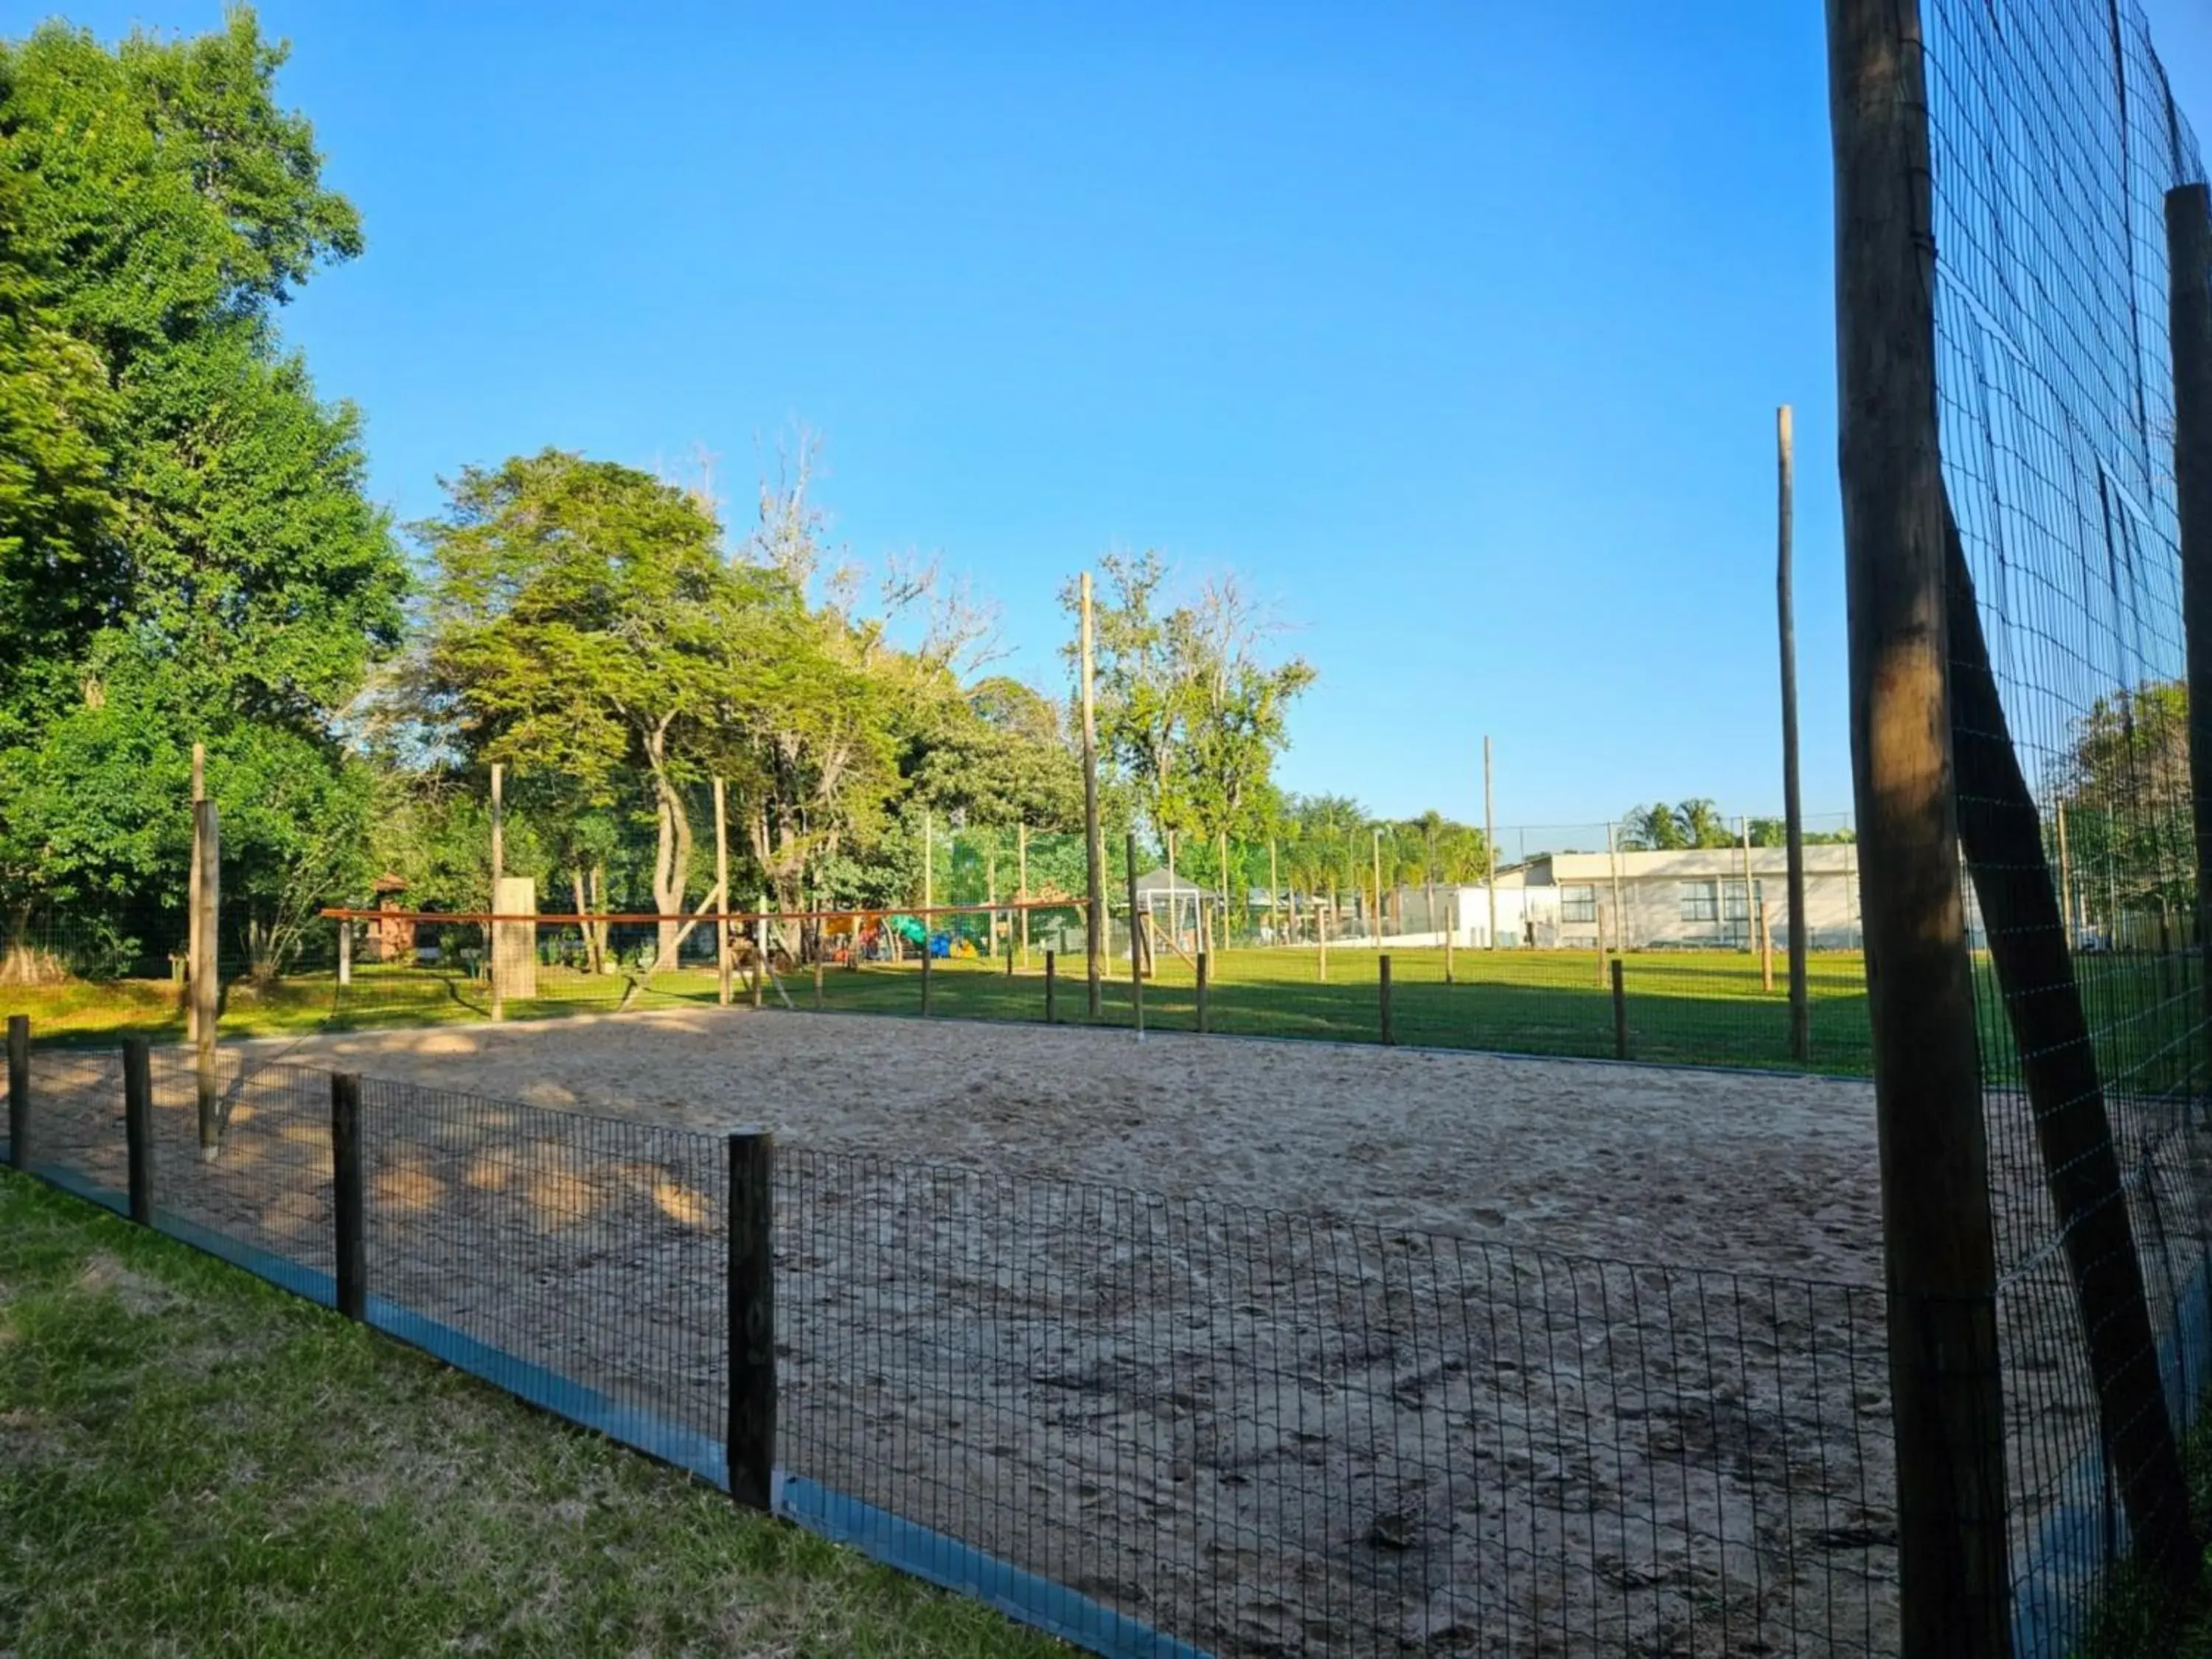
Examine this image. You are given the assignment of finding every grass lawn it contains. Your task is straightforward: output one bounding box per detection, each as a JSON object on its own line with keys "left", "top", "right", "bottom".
{"left": 7, "top": 942, "right": 2200, "bottom": 1088}
{"left": 0, "top": 1169, "right": 1064, "bottom": 1659}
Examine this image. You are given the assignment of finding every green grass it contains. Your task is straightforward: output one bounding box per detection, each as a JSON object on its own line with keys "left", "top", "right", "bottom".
{"left": 0, "top": 1168, "right": 1065, "bottom": 1659}
{"left": 7, "top": 941, "right": 2202, "bottom": 1088}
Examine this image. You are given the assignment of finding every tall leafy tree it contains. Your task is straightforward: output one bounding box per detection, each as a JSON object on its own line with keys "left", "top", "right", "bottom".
{"left": 0, "top": 13, "right": 403, "bottom": 973}
{"left": 419, "top": 451, "right": 787, "bottom": 965}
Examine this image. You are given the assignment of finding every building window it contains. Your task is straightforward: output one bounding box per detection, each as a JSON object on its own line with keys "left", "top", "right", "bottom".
{"left": 1722, "top": 880, "right": 1752, "bottom": 922}
{"left": 1560, "top": 885, "right": 1597, "bottom": 923}
{"left": 1680, "top": 881, "right": 1719, "bottom": 923}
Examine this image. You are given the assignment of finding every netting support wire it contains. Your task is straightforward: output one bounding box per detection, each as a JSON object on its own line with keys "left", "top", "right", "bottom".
{"left": 1826, "top": 0, "right": 2011, "bottom": 1652}
{"left": 726, "top": 1128, "right": 776, "bottom": 1512}
{"left": 2169, "top": 182, "right": 2212, "bottom": 1037}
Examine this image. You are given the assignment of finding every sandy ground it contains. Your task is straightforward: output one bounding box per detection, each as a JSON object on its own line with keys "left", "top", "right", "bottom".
{"left": 242, "top": 1006, "right": 1891, "bottom": 1283}
{"left": 18, "top": 1009, "right": 2208, "bottom": 1656}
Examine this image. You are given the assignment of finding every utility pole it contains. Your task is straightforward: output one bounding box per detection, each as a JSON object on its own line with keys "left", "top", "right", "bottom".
{"left": 1484, "top": 735, "right": 1498, "bottom": 950}
{"left": 1778, "top": 404, "right": 1811, "bottom": 1060}
{"left": 1079, "top": 571, "right": 1105, "bottom": 1016}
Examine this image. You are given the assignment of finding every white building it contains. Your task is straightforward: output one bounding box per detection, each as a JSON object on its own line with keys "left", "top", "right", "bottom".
{"left": 1391, "top": 844, "right": 1876, "bottom": 950}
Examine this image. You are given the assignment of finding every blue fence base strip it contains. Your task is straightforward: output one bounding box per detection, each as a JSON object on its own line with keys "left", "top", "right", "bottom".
{"left": 777, "top": 1474, "right": 1213, "bottom": 1659}
{"left": 6, "top": 1158, "right": 1208, "bottom": 1659}
{"left": 2009, "top": 1254, "right": 2212, "bottom": 1658}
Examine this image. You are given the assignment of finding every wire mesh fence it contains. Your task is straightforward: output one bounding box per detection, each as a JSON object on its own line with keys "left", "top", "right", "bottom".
{"left": 1916, "top": 0, "right": 2212, "bottom": 1643}
{"left": 5, "top": 1040, "right": 1906, "bottom": 1656}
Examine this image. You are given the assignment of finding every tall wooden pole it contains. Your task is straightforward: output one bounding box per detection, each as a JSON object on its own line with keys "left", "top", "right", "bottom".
{"left": 187, "top": 744, "right": 206, "bottom": 1044}
{"left": 1370, "top": 827, "right": 1383, "bottom": 948}
{"left": 1079, "top": 572, "right": 1106, "bottom": 1015}
{"left": 1018, "top": 822, "right": 1030, "bottom": 970}
{"left": 1484, "top": 735, "right": 1498, "bottom": 949}
{"left": 714, "top": 779, "right": 732, "bottom": 1007}
{"left": 192, "top": 796, "right": 220, "bottom": 1161}
{"left": 1218, "top": 827, "right": 1231, "bottom": 952}
{"left": 1740, "top": 815, "right": 1756, "bottom": 953}
{"left": 1607, "top": 822, "right": 1624, "bottom": 953}
{"left": 1828, "top": 0, "right": 2011, "bottom": 1646}
{"left": 922, "top": 808, "right": 933, "bottom": 914}
{"left": 2170, "top": 183, "right": 2212, "bottom": 1032}
{"left": 1268, "top": 838, "right": 1281, "bottom": 945}
{"left": 489, "top": 761, "right": 505, "bottom": 1022}
{"left": 1778, "top": 405, "right": 1811, "bottom": 1060}
{"left": 2055, "top": 802, "right": 2075, "bottom": 942}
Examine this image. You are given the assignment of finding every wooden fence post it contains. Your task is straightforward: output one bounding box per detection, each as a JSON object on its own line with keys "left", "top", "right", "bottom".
{"left": 1611, "top": 958, "right": 1628, "bottom": 1061}
{"left": 337, "top": 911, "right": 352, "bottom": 992}
{"left": 1045, "top": 950, "right": 1057, "bottom": 1024}
{"left": 919, "top": 942, "right": 933, "bottom": 1017}
{"left": 727, "top": 1128, "right": 777, "bottom": 1511}
{"left": 813, "top": 950, "right": 824, "bottom": 1009}
{"left": 192, "top": 796, "right": 220, "bottom": 1161}
{"left": 7, "top": 1014, "right": 27, "bottom": 1170}
{"left": 1828, "top": 0, "right": 2014, "bottom": 1643}
{"left": 1197, "top": 950, "right": 1211, "bottom": 1034}
{"left": 331, "top": 1072, "right": 366, "bottom": 1321}
{"left": 122, "top": 1037, "right": 153, "bottom": 1225}
{"left": 1379, "top": 953, "right": 1395, "bottom": 1046}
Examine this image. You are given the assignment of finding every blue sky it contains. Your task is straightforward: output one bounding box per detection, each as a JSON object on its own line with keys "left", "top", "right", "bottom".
{"left": 29, "top": 1, "right": 2212, "bottom": 835}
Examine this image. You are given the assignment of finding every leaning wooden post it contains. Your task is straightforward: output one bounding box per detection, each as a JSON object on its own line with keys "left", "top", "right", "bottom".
{"left": 6, "top": 1015, "right": 27, "bottom": 1170}
{"left": 122, "top": 1037, "right": 154, "bottom": 1225}
{"left": 1778, "top": 403, "right": 1812, "bottom": 1061}
{"left": 1827, "top": 0, "right": 2013, "bottom": 1645}
{"left": 192, "top": 796, "right": 220, "bottom": 1160}
{"left": 1378, "top": 953, "right": 1395, "bottom": 1046}
{"left": 331, "top": 1073, "right": 366, "bottom": 1321}
{"left": 726, "top": 1128, "right": 777, "bottom": 1511}
{"left": 1196, "top": 950, "right": 1211, "bottom": 1034}
{"left": 2171, "top": 183, "right": 2212, "bottom": 1041}
{"left": 714, "top": 779, "right": 733, "bottom": 1008}
{"left": 1611, "top": 957, "right": 1628, "bottom": 1060}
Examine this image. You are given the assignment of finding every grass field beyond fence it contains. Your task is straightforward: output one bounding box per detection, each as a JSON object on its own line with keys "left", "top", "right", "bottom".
{"left": 5, "top": 936, "right": 2203, "bottom": 1093}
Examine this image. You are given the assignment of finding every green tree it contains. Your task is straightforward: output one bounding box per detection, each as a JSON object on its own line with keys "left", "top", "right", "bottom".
{"left": 0, "top": 13, "right": 403, "bottom": 975}
{"left": 420, "top": 451, "right": 781, "bottom": 965}
{"left": 2057, "top": 680, "right": 2194, "bottom": 922}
